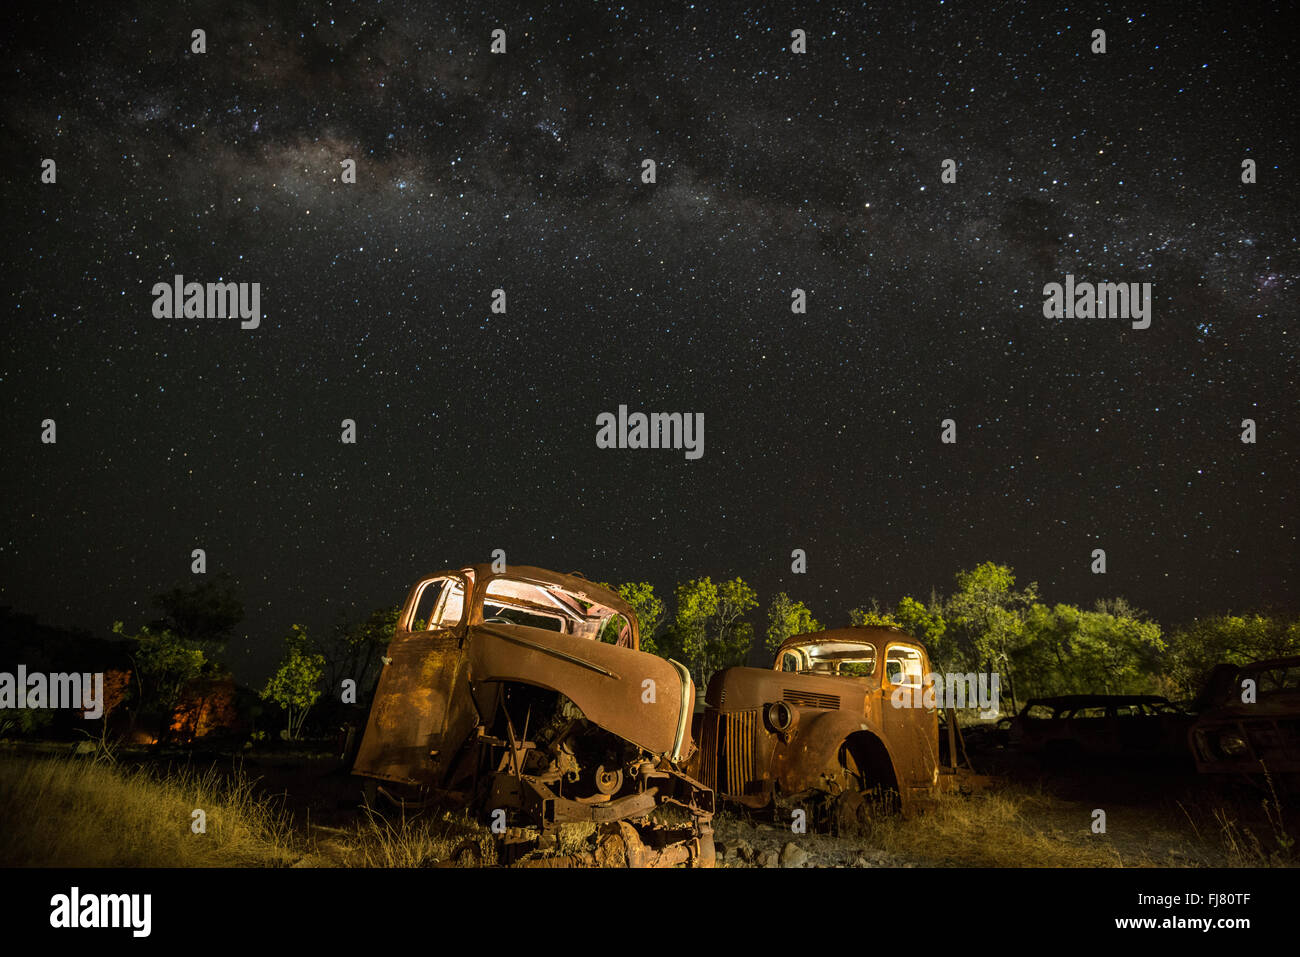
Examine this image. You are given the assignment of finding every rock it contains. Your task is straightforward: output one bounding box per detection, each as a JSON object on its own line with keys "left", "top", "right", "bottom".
{"left": 757, "top": 848, "right": 779, "bottom": 868}
{"left": 852, "top": 855, "right": 870, "bottom": 868}
{"left": 734, "top": 839, "right": 755, "bottom": 862}
{"left": 779, "top": 842, "right": 808, "bottom": 868}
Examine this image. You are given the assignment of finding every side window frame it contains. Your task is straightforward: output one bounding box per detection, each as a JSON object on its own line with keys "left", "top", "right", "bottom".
{"left": 405, "top": 574, "right": 469, "bottom": 632}
{"left": 883, "top": 642, "right": 925, "bottom": 689}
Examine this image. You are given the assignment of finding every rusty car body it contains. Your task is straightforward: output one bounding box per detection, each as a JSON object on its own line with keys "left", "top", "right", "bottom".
{"left": 1005, "top": 694, "right": 1194, "bottom": 761}
{"left": 352, "top": 564, "right": 714, "bottom": 866}
{"left": 1190, "top": 655, "right": 1300, "bottom": 779}
{"left": 691, "top": 626, "right": 976, "bottom": 828}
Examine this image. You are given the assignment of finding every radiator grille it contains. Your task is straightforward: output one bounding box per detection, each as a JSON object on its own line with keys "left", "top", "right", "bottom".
{"left": 721, "top": 710, "right": 757, "bottom": 795}
{"left": 699, "top": 712, "right": 719, "bottom": 791}
{"left": 783, "top": 689, "right": 840, "bottom": 710}
{"left": 700, "top": 710, "right": 759, "bottom": 796}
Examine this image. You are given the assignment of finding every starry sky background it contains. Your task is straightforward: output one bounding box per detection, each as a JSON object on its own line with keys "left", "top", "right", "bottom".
{"left": 2, "top": 1, "right": 1296, "bottom": 683}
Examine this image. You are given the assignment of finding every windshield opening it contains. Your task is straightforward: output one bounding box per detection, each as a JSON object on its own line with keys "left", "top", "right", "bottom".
{"left": 780, "top": 640, "right": 878, "bottom": 676}
{"left": 480, "top": 577, "right": 630, "bottom": 644}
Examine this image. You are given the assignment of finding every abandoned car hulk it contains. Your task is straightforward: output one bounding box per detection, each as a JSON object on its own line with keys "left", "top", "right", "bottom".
{"left": 1190, "top": 655, "right": 1300, "bottom": 782}
{"left": 692, "top": 626, "right": 980, "bottom": 832}
{"left": 1003, "top": 694, "right": 1195, "bottom": 761}
{"left": 351, "top": 564, "right": 715, "bottom": 867}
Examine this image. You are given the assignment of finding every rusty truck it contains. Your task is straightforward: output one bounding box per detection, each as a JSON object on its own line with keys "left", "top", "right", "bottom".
{"left": 691, "top": 626, "right": 982, "bottom": 832}
{"left": 351, "top": 564, "right": 715, "bottom": 866}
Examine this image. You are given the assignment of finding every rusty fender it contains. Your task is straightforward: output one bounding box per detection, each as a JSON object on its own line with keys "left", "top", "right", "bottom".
{"left": 771, "top": 708, "right": 900, "bottom": 795}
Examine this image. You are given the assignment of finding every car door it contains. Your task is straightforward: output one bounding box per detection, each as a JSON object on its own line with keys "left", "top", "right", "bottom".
{"left": 879, "top": 642, "right": 937, "bottom": 790}
{"left": 353, "top": 573, "right": 474, "bottom": 786}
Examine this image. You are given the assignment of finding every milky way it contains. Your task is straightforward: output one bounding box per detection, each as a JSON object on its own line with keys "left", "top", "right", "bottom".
{"left": 1, "top": 1, "right": 1296, "bottom": 680}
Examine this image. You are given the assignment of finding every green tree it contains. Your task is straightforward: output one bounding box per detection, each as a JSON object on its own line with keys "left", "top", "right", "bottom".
{"left": 848, "top": 599, "right": 903, "bottom": 629}
{"left": 1165, "top": 613, "right": 1300, "bottom": 698}
{"left": 323, "top": 607, "right": 399, "bottom": 703}
{"left": 1073, "top": 601, "right": 1165, "bottom": 694}
{"left": 895, "top": 593, "right": 945, "bottom": 641}
{"left": 597, "top": 582, "right": 666, "bottom": 654}
{"left": 1018, "top": 601, "right": 1164, "bottom": 698}
{"left": 669, "top": 577, "right": 758, "bottom": 684}
{"left": 261, "top": 624, "right": 326, "bottom": 740}
{"left": 112, "top": 620, "right": 207, "bottom": 718}
{"left": 150, "top": 573, "right": 244, "bottom": 654}
{"left": 943, "top": 562, "right": 1038, "bottom": 711}
{"left": 765, "top": 592, "right": 822, "bottom": 653}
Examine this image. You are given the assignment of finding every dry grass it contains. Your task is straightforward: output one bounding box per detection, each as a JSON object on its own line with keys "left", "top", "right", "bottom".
{"left": 861, "top": 778, "right": 1294, "bottom": 868}
{"left": 0, "top": 753, "right": 500, "bottom": 868}
{"left": 2, "top": 752, "right": 1291, "bottom": 868}
{"left": 870, "top": 785, "right": 1135, "bottom": 866}
{"left": 0, "top": 755, "right": 300, "bottom": 867}
{"left": 1181, "top": 771, "right": 1295, "bottom": 867}
{"left": 328, "top": 803, "right": 499, "bottom": 867}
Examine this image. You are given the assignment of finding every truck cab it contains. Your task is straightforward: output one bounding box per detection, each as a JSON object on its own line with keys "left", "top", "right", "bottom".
{"left": 352, "top": 564, "right": 715, "bottom": 866}
{"left": 693, "top": 626, "right": 946, "bottom": 818}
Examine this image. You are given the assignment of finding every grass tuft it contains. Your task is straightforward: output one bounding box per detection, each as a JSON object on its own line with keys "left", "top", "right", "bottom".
{"left": 0, "top": 755, "right": 299, "bottom": 867}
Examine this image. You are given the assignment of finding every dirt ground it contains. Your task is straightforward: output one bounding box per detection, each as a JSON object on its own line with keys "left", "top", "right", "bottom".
{"left": 711, "top": 812, "right": 917, "bottom": 867}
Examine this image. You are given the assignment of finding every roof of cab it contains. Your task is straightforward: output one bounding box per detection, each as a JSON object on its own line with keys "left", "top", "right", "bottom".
{"left": 415, "top": 564, "right": 636, "bottom": 622}
{"left": 773, "top": 625, "right": 923, "bottom": 662}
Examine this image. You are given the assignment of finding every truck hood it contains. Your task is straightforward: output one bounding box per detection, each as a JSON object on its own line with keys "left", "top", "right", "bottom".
{"left": 468, "top": 622, "right": 693, "bottom": 761}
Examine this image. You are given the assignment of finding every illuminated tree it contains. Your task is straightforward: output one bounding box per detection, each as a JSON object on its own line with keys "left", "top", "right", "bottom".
{"left": 766, "top": 592, "right": 822, "bottom": 652}
{"left": 261, "top": 624, "right": 325, "bottom": 740}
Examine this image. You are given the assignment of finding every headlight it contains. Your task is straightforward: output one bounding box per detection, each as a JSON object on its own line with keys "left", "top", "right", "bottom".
{"left": 765, "top": 701, "right": 797, "bottom": 734}
{"left": 1216, "top": 730, "right": 1248, "bottom": 757}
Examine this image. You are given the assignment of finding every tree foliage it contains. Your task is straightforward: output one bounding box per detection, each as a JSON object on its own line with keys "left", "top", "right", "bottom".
{"left": 1164, "top": 614, "right": 1300, "bottom": 697}
{"left": 322, "top": 606, "right": 399, "bottom": 704}
{"left": 261, "top": 624, "right": 325, "bottom": 740}
{"left": 894, "top": 593, "right": 950, "bottom": 665}
{"left": 596, "top": 581, "right": 665, "bottom": 653}
{"left": 112, "top": 620, "right": 207, "bottom": 717}
{"left": 848, "top": 601, "right": 903, "bottom": 630}
{"left": 1017, "top": 601, "right": 1165, "bottom": 697}
{"left": 652, "top": 577, "right": 758, "bottom": 683}
{"left": 150, "top": 573, "right": 243, "bottom": 651}
{"left": 569, "top": 564, "right": 1300, "bottom": 711}
{"left": 941, "top": 562, "right": 1039, "bottom": 710}
{"left": 839, "top": 568, "right": 1176, "bottom": 712}
{"left": 766, "top": 592, "right": 822, "bottom": 652}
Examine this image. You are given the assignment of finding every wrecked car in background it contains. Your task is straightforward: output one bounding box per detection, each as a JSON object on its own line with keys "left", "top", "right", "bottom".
{"left": 352, "top": 564, "right": 714, "bottom": 867}
{"left": 1004, "top": 694, "right": 1195, "bottom": 761}
{"left": 1190, "top": 655, "right": 1300, "bottom": 781}
{"left": 691, "top": 626, "right": 984, "bottom": 833}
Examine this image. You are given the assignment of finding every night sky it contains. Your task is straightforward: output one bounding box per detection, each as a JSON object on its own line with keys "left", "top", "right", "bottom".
{"left": 2, "top": 1, "right": 1296, "bottom": 683}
